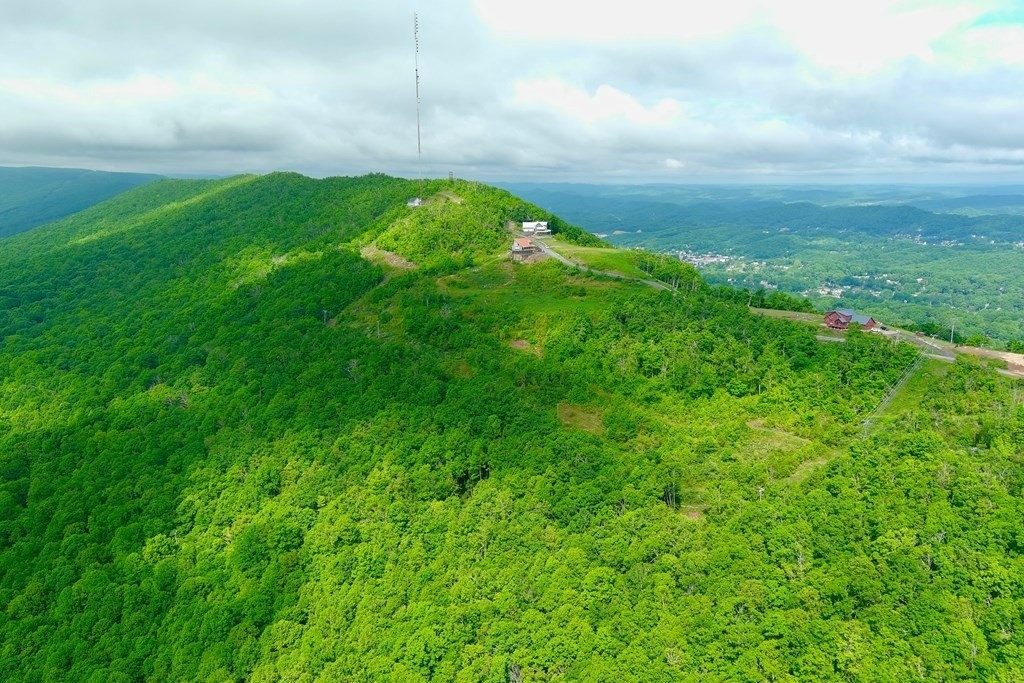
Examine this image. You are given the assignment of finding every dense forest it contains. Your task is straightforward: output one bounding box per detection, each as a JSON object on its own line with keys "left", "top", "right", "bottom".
{"left": 504, "top": 183, "right": 1024, "bottom": 345}
{"left": 0, "top": 174, "right": 1022, "bottom": 681}
{"left": 0, "top": 166, "right": 161, "bottom": 237}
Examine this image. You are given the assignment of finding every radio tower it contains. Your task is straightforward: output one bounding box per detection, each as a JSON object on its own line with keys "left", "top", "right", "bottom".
{"left": 412, "top": 12, "right": 424, "bottom": 206}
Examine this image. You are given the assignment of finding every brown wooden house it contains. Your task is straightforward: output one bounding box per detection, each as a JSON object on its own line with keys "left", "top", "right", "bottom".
{"left": 825, "top": 308, "right": 877, "bottom": 330}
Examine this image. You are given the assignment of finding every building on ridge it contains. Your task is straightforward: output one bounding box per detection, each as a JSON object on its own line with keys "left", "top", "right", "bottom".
{"left": 522, "top": 221, "right": 551, "bottom": 235}
{"left": 510, "top": 237, "right": 540, "bottom": 261}
{"left": 824, "top": 308, "right": 877, "bottom": 330}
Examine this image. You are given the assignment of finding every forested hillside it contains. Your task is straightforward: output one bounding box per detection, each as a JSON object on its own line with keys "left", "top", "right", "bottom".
{"left": 0, "top": 167, "right": 161, "bottom": 237}
{"left": 0, "top": 174, "right": 1022, "bottom": 681}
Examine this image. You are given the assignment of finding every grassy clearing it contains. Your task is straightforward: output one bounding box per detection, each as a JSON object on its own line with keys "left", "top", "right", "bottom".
{"left": 437, "top": 262, "right": 515, "bottom": 297}
{"left": 745, "top": 419, "right": 843, "bottom": 482}
{"left": 787, "top": 457, "right": 832, "bottom": 482}
{"left": 446, "top": 260, "right": 628, "bottom": 317}
{"left": 745, "top": 420, "right": 811, "bottom": 452}
{"left": 679, "top": 505, "right": 707, "bottom": 520}
{"left": 557, "top": 403, "right": 606, "bottom": 435}
{"left": 360, "top": 244, "right": 417, "bottom": 271}
{"left": 877, "top": 358, "right": 950, "bottom": 419}
{"left": 543, "top": 237, "right": 648, "bottom": 278}
{"left": 749, "top": 307, "right": 823, "bottom": 326}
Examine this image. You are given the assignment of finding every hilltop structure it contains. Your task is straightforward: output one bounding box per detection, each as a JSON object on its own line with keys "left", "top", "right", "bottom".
{"left": 510, "top": 236, "right": 539, "bottom": 261}
{"left": 825, "top": 308, "right": 877, "bottom": 330}
{"left": 522, "top": 221, "right": 550, "bottom": 235}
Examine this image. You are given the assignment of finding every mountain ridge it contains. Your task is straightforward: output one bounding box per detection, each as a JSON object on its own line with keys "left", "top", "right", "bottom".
{"left": 0, "top": 166, "right": 162, "bottom": 238}
{"left": 0, "top": 173, "right": 1021, "bottom": 681}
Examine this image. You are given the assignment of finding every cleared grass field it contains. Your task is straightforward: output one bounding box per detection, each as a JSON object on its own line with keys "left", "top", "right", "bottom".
{"left": 749, "top": 307, "right": 823, "bottom": 325}
{"left": 542, "top": 236, "right": 649, "bottom": 279}
{"left": 440, "top": 259, "right": 635, "bottom": 317}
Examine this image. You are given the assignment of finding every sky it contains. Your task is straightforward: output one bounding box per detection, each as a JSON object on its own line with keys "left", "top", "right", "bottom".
{"left": 2, "top": 0, "right": 1024, "bottom": 182}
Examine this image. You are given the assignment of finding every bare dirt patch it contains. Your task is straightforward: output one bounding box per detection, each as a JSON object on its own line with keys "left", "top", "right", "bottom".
{"left": 956, "top": 346, "right": 1024, "bottom": 377}
{"left": 681, "top": 506, "right": 706, "bottom": 520}
{"left": 509, "top": 339, "right": 542, "bottom": 357}
{"left": 360, "top": 244, "right": 417, "bottom": 270}
{"left": 557, "top": 403, "right": 605, "bottom": 435}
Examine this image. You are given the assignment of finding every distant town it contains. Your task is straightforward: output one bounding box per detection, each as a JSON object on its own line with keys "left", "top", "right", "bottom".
{"left": 677, "top": 249, "right": 731, "bottom": 267}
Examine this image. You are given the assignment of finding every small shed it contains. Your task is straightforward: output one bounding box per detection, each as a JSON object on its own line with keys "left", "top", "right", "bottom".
{"left": 510, "top": 237, "right": 540, "bottom": 261}
{"left": 825, "top": 308, "right": 877, "bottom": 330}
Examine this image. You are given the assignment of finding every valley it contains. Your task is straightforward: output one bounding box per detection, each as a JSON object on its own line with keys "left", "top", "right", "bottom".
{"left": 504, "top": 183, "right": 1024, "bottom": 346}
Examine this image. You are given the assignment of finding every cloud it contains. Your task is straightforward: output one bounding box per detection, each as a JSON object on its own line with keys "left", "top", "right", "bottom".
{"left": 0, "top": 0, "right": 1022, "bottom": 181}
{"left": 512, "top": 79, "right": 685, "bottom": 126}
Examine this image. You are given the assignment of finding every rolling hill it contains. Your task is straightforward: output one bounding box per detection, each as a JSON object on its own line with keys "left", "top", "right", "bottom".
{"left": 0, "top": 166, "right": 161, "bottom": 238}
{"left": 0, "top": 174, "right": 1021, "bottom": 681}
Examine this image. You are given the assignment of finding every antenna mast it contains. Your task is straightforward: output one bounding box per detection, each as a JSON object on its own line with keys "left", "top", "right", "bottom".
{"left": 414, "top": 13, "right": 423, "bottom": 202}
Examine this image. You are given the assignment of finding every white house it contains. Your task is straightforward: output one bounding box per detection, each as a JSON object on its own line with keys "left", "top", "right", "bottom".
{"left": 522, "top": 221, "right": 551, "bottom": 235}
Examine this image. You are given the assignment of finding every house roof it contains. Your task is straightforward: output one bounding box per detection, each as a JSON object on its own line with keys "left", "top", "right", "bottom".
{"left": 835, "top": 308, "right": 875, "bottom": 325}
{"left": 513, "top": 237, "right": 535, "bottom": 248}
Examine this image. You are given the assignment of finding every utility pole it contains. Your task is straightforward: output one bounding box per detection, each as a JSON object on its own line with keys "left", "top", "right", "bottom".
{"left": 950, "top": 318, "right": 956, "bottom": 345}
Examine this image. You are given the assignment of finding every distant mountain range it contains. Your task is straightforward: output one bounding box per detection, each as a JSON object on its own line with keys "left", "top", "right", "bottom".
{"left": 0, "top": 166, "right": 161, "bottom": 237}
{"left": 500, "top": 183, "right": 1024, "bottom": 244}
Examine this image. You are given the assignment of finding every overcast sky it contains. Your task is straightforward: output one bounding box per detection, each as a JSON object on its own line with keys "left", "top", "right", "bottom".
{"left": 2, "top": 0, "right": 1024, "bottom": 182}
